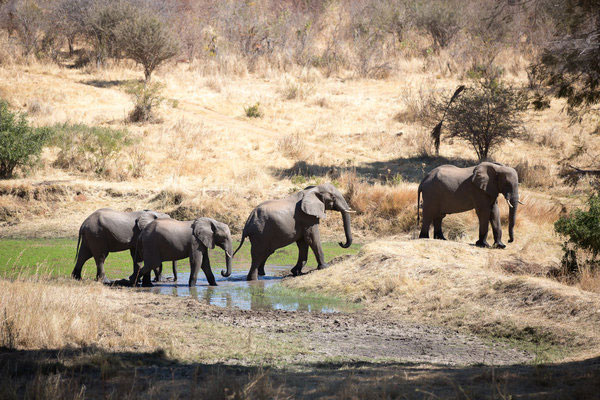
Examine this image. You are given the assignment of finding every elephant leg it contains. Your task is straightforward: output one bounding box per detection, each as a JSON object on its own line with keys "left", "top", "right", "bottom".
{"left": 433, "top": 215, "right": 446, "bottom": 240}
{"left": 258, "top": 259, "right": 267, "bottom": 276}
{"left": 291, "top": 239, "right": 309, "bottom": 276}
{"left": 72, "top": 242, "right": 92, "bottom": 280}
{"left": 129, "top": 248, "right": 144, "bottom": 283}
{"left": 247, "top": 244, "right": 267, "bottom": 281}
{"left": 172, "top": 260, "right": 178, "bottom": 282}
{"left": 93, "top": 252, "right": 109, "bottom": 283}
{"left": 419, "top": 212, "right": 432, "bottom": 239}
{"left": 490, "top": 203, "right": 505, "bottom": 249}
{"left": 475, "top": 207, "right": 491, "bottom": 248}
{"left": 201, "top": 251, "right": 217, "bottom": 286}
{"left": 153, "top": 264, "right": 163, "bottom": 282}
{"left": 307, "top": 226, "right": 328, "bottom": 270}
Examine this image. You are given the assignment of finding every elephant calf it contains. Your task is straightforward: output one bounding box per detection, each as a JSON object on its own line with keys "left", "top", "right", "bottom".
{"left": 234, "top": 183, "right": 354, "bottom": 281}
{"left": 133, "top": 217, "right": 233, "bottom": 287}
{"left": 417, "top": 162, "right": 520, "bottom": 248}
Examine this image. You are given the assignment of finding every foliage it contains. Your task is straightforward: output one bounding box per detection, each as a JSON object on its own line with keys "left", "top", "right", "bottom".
{"left": 124, "top": 80, "right": 164, "bottom": 123}
{"left": 244, "top": 102, "right": 263, "bottom": 118}
{"left": 530, "top": 0, "right": 600, "bottom": 121}
{"left": 435, "top": 76, "right": 527, "bottom": 160}
{"left": 555, "top": 192, "right": 600, "bottom": 259}
{"left": 114, "top": 7, "right": 178, "bottom": 81}
{"left": 415, "top": 0, "right": 462, "bottom": 49}
{"left": 0, "top": 100, "right": 51, "bottom": 179}
{"left": 50, "top": 122, "right": 132, "bottom": 176}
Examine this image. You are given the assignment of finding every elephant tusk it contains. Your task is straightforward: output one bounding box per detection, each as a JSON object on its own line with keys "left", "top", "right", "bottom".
{"left": 506, "top": 198, "right": 514, "bottom": 208}
{"left": 518, "top": 200, "right": 524, "bottom": 205}
{"left": 225, "top": 251, "right": 232, "bottom": 258}
{"left": 345, "top": 209, "right": 357, "bottom": 213}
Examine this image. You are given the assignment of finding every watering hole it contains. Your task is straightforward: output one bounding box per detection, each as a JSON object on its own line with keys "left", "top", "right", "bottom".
{"left": 139, "top": 264, "right": 358, "bottom": 314}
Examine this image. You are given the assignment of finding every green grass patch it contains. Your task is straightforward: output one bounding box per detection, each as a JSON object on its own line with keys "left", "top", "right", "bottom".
{"left": 0, "top": 238, "right": 361, "bottom": 280}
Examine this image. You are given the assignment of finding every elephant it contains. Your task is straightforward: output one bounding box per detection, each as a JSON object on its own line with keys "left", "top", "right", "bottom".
{"left": 233, "top": 183, "right": 354, "bottom": 281}
{"left": 72, "top": 208, "right": 177, "bottom": 283}
{"left": 132, "top": 217, "right": 233, "bottom": 287}
{"left": 417, "top": 162, "right": 520, "bottom": 248}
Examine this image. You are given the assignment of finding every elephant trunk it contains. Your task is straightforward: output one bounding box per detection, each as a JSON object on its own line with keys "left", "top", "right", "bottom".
{"left": 221, "top": 241, "right": 233, "bottom": 277}
{"left": 507, "top": 192, "right": 518, "bottom": 243}
{"left": 339, "top": 209, "right": 353, "bottom": 249}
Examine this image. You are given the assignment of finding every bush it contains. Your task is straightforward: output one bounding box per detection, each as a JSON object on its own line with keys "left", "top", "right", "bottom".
{"left": 114, "top": 7, "right": 178, "bottom": 81}
{"left": 415, "top": 0, "right": 462, "bottom": 50}
{"left": 435, "top": 76, "right": 527, "bottom": 160}
{"left": 244, "top": 103, "right": 263, "bottom": 118}
{"left": 0, "top": 100, "right": 51, "bottom": 179}
{"left": 50, "top": 123, "right": 132, "bottom": 176}
{"left": 555, "top": 193, "right": 600, "bottom": 260}
{"left": 125, "top": 81, "right": 164, "bottom": 123}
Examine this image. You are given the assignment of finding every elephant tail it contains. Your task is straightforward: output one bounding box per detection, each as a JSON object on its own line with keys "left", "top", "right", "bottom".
{"left": 74, "top": 226, "right": 83, "bottom": 262}
{"left": 232, "top": 233, "right": 246, "bottom": 258}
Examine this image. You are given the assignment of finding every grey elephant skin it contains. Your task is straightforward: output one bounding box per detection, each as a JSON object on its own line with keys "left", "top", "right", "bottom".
{"left": 234, "top": 183, "right": 353, "bottom": 281}
{"left": 417, "top": 162, "right": 520, "bottom": 248}
{"left": 133, "top": 217, "right": 233, "bottom": 287}
{"left": 72, "top": 208, "right": 177, "bottom": 282}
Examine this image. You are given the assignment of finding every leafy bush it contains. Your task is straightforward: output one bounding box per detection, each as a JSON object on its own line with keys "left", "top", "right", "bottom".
{"left": 50, "top": 123, "right": 132, "bottom": 176}
{"left": 244, "top": 103, "right": 263, "bottom": 118}
{"left": 125, "top": 81, "right": 164, "bottom": 123}
{"left": 0, "top": 100, "right": 51, "bottom": 179}
{"left": 434, "top": 76, "right": 527, "bottom": 160}
{"left": 555, "top": 193, "right": 600, "bottom": 259}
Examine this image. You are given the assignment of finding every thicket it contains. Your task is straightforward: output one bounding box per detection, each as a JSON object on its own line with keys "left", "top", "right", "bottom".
{"left": 0, "top": 100, "right": 51, "bottom": 179}
{"left": 0, "top": 0, "right": 563, "bottom": 78}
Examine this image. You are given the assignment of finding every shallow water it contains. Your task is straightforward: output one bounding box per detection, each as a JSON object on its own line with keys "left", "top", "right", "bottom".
{"left": 139, "top": 264, "right": 355, "bottom": 313}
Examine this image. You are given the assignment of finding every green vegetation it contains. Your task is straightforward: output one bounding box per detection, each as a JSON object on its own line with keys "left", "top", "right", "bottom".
{"left": 244, "top": 102, "right": 263, "bottom": 118}
{"left": 50, "top": 122, "right": 132, "bottom": 176}
{"left": 124, "top": 80, "right": 165, "bottom": 122}
{"left": 0, "top": 100, "right": 51, "bottom": 178}
{"left": 0, "top": 238, "right": 361, "bottom": 279}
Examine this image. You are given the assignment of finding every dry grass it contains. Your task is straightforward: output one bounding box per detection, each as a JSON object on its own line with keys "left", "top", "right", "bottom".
{"left": 286, "top": 238, "right": 600, "bottom": 355}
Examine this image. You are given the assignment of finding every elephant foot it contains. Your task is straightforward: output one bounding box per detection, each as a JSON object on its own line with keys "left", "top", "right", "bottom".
{"left": 419, "top": 232, "right": 429, "bottom": 239}
{"left": 258, "top": 270, "right": 266, "bottom": 276}
{"left": 71, "top": 273, "right": 82, "bottom": 280}
{"left": 291, "top": 266, "right": 303, "bottom": 276}
{"left": 433, "top": 233, "right": 446, "bottom": 240}
{"left": 141, "top": 281, "right": 154, "bottom": 287}
{"left": 493, "top": 241, "right": 506, "bottom": 249}
{"left": 475, "top": 240, "right": 490, "bottom": 248}
{"left": 153, "top": 276, "right": 164, "bottom": 283}
{"left": 317, "top": 263, "right": 329, "bottom": 270}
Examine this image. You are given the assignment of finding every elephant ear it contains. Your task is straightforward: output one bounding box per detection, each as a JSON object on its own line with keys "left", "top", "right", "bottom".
{"left": 300, "top": 190, "right": 326, "bottom": 219}
{"left": 136, "top": 213, "right": 157, "bottom": 231}
{"left": 472, "top": 164, "right": 498, "bottom": 198}
{"left": 192, "top": 218, "right": 215, "bottom": 249}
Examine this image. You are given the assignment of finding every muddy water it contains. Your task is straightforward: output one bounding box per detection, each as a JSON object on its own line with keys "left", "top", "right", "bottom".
{"left": 139, "top": 264, "right": 356, "bottom": 313}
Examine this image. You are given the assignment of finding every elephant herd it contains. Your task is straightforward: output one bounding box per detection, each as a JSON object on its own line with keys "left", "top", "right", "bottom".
{"left": 71, "top": 162, "right": 520, "bottom": 287}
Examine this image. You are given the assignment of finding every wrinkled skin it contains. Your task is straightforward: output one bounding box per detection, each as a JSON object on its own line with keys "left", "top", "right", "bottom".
{"left": 132, "top": 217, "right": 233, "bottom": 287}
{"left": 234, "top": 183, "right": 353, "bottom": 281}
{"left": 418, "top": 162, "right": 519, "bottom": 248}
{"left": 71, "top": 208, "right": 177, "bottom": 283}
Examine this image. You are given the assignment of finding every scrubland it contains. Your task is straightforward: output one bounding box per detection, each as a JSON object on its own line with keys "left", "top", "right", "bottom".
{"left": 1, "top": 1, "right": 600, "bottom": 396}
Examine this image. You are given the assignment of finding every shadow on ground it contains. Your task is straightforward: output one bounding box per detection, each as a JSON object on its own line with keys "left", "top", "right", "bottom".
{"left": 273, "top": 156, "right": 475, "bottom": 184}
{"left": 1, "top": 347, "right": 598, "bottom": 399}
{"left": 80, "top": 79, "right": 131, "bottom": 89}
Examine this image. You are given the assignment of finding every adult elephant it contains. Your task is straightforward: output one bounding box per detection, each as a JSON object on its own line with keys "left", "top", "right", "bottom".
{"left": 234, "top": 183, "right": 354, "bottom": 281}
{"left": 71, "top": 208, "right": 177, "bottom": 283}
{"left": 132, "top": 217, "right": 233, "bottom": 287}
{"left": 417, "top": 162, "right": 520, "bottom": 248}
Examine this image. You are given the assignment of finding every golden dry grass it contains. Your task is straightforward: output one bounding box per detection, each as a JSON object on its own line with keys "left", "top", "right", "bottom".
{"left": 285, "top": 238, "right": 600, "bottom": 356}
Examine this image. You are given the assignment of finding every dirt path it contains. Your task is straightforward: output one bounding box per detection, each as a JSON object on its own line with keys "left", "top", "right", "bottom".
{"left": 143, "top": 291, "right": 531, "bottom": 366}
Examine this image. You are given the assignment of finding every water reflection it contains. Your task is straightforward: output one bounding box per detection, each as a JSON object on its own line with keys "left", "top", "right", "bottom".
{"left": 139, "top": 265, "right": 352, "bottom": 313}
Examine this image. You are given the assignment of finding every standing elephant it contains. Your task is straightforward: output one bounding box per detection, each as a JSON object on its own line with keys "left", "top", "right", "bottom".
{"left": 72, "top": 208, "right": 177, "bottom": 283}
{"left": 417, "top": 162, "right": 520, "bottom": 248}
{"left": 234, "top": 183, "right": 354, "bottom": 281}
{"left": 132, "top": 217, "right": 233, "bottom": 287}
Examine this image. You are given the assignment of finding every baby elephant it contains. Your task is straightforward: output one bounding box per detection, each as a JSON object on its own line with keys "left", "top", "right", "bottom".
{"left": 132, "top": 217, "right": 233, "bottom": 287}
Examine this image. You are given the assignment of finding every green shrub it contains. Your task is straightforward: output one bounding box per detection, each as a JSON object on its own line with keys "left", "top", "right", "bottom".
{"left": 0, "top": 100, "right": 51, "bottom": 179}
{"left": 124, "top": 81, "right": 164, "bottom": 123}
{"left": 244, "top": 102, "right": 263, "bottom": 118}
{"left": 50, "top": 123, "right": 132, "bottom": 176}
{"left": 555, "top": 193, "right": 600, "bottom": 259}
